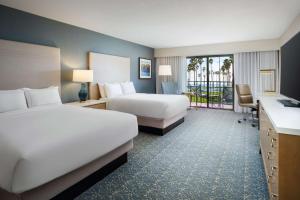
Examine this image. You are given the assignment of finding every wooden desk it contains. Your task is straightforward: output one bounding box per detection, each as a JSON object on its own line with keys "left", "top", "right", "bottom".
{"left": 259, "top": 95, "right": 300, "bottom": 200}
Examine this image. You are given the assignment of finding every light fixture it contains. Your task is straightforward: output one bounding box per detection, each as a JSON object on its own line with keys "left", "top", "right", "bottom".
{"left": 158, "top": 65, "right": 172, "bottom": 76}
{"left": 158, "top": 65, "right": 174, "bottom": 94}
{"left": 73, "top": 69, "right": 93, "bottom": 101}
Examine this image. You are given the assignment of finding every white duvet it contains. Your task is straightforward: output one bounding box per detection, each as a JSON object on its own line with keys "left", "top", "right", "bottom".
{"left": 0, "top": 105, "right": 138, "bottom": 193}
{"left": 106, "top": 93, "right": 189, "bottom": 119}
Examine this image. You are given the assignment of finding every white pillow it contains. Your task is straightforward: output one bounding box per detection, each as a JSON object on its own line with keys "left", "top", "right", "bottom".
{"left": 24, "top": 86, "right": 62, "bottom": 108}
{"left": 104, "top": 83, "right": 123, "bottom": 98}
{"left": 98, "top": 83, "right": 107, "bottom": 98}
{"left": 0, "top": 90, "right": 28, "bottom": 113}
{"left": 120, "top": 82, "right": 136, "bottom": 95}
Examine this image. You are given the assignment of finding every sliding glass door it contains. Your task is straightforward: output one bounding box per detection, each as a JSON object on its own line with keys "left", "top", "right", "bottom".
{"left": 186, "top": 55, "right": 234, "bottom": 110}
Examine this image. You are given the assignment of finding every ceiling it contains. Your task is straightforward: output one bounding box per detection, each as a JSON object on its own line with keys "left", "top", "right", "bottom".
{"left": 1, "top": 0, "right": 300, "bottom": 48}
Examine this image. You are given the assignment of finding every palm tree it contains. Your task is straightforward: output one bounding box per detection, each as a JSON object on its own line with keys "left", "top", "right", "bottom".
{"left": 202, "top": 66, "right": 206, "bottom": 82}
{"left": 221, "top": 62, "right": 226, "bottom": 83}
{"left": 187, "top": 58, "right": 199, "bottom": 72}
{"left": 188, "top": 58, "right": 204, "bottom": 79}
{"left": 187, "top": 58, "right": 204, "bottom": 102}
{"left": 221, "top": 57, "right": 233, "bottom": 83}
{"left": 208, "top": 58, "right": 213, "bottom": 82}
{"left": 188, "top": 58, "right": 200, "bottom": 93}
{"left": 198, "top": 58, "right": 204, "bottom": 84}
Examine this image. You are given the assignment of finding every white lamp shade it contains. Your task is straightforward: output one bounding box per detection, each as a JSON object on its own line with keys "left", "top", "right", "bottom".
{"left": 158, "top": 65, "right": 172, "bottom": 76}
{"left": 73, "top": 70, "right": 93, "bottom": 83}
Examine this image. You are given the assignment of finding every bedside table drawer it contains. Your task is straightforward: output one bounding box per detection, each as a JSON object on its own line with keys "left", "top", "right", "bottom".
{"left": 86, "top": 103, "right": 106, "bottom": 110}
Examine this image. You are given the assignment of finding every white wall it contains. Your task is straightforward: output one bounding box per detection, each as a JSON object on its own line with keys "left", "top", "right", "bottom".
{"left": 280, "top": 13, "right": 300, "bottom": 46}
{"left": 154, "top": 39, "right": 280, "bottom": 57}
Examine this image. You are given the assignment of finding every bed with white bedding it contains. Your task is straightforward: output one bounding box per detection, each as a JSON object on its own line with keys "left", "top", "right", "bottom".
{"left": 88, "top": 52, "right": 190, "bottom": 135}
{"left": 0, "top": 105, "right": 138, "bottom": 194}
{"left": 106, "top": 93, "right": 189, "bottom": 119}
{"left": 104, "top": 93, "right": 190, "bottom": 135}
{"left": 0, "top": 39, "right": 139, "bottom": 200}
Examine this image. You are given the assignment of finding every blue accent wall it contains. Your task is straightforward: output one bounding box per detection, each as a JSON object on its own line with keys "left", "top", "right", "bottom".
{"left": 0, "top": 5, "right": 155, "bottom": 102}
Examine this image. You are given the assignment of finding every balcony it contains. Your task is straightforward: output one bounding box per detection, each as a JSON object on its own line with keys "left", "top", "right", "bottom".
{"left": 187, "top": 80, "right": 233, "bottom": 109}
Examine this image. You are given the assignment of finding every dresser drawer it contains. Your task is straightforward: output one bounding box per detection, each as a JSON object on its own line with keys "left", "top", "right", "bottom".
{"left": 263, "top": 131, "right": 278, "bottom": 177}
{"left": 263, "top": 150, "right": 278, "bottom": 179}
{"left": 266, "top": 164, "right": 279, "bottom": 200}
{"left": 260, "top": 106, "right": 279, "bottom": 199}
{"left": 260, "top": 109, "right": 278, "bottom": 156}
{"left": 264, "top": 129, "right": 278, "bottom": 150}
{"left": 261, "top": 129, "right": 278, "bottom": 157}
{"left": 259, "top": 101, "right": 300, "bottom": 200}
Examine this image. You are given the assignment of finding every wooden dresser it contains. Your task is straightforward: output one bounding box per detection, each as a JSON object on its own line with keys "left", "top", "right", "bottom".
{"left": 259, "top": 96, "right": 300, "bottom": 200}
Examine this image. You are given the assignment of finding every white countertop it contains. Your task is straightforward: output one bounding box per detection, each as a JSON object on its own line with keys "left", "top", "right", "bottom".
{"left": 259, "top": 95, "right": 300, "bottom": 136}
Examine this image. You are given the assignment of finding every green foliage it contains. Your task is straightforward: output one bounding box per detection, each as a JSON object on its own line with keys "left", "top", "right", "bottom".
{"left": 221, "top": 57, "right": 233, "bottom": 73}
{"left": 187, "top": 58, "right": 204, "bottom": 72}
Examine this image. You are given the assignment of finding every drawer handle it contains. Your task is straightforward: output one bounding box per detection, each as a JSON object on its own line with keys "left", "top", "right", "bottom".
{"left": 267, "top": 175, "right": 272, "bottom": 183}
{"left": 271, "top": 138, "right": 277, "bottom": 148}
{"left": 271, "top": 166, "right": 278, "bottom": 175}
{"left": 267, "top": 128, "right": 272, "bottom": 136}
{"left": 271, "top": 193, "right": 278, "bottom": 198}
{"left": 267, "top": 152, "right": 272, "bottom": 159}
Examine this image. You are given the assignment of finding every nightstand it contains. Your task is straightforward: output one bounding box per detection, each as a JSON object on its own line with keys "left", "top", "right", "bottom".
{"left": 65, "top": 99, "right": 107, "bottom": 110}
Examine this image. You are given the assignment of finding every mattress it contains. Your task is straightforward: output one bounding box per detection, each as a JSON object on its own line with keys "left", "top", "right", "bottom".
{"left": 0, "top": 105, "right": 138, "bottom": 193}
{"left": 106, "top": 93, "right": 189, "bottom": 119}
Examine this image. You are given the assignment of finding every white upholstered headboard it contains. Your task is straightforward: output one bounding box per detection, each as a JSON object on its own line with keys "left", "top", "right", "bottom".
{"left": 0, "top": 39, "right": 61, "bottom": 92}
{"left": 88, "top": 52, "right": 130, "bottom": 99}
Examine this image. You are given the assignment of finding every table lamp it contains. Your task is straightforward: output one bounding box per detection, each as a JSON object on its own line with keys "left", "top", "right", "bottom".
{"left": 159, "top": 65, "right": 173, "bottom": 93}
{"left": 158, "top": 65, "right": 172, "bottom": 76}
{"left": 73, "top": 69, "right": 93, "bottom": 101}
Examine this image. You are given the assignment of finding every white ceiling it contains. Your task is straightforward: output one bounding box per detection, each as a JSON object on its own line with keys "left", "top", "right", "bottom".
{"left": 1, "top": 0, "right": 300, "bottom": 48}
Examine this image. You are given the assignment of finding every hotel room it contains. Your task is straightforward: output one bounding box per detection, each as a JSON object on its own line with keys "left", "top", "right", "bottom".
{"left": 0, "top": 1, "right": 299, "bottom": 200}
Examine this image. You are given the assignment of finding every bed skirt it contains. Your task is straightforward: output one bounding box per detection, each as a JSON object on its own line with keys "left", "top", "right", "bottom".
{"left": 138, "top": 110, "right": 186, "bottom": 135}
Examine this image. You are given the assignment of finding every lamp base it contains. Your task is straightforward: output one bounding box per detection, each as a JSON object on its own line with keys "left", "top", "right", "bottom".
{"left": 78, "top": 83, "right": 88, "bottom": 102}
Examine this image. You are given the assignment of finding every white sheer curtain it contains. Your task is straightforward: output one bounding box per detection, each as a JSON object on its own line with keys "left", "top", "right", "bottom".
{"left": 234, "top": 51, "right": 279, "bottom": 112}
{"left": 156, "top": 56, "right": 187, "bottom": 94}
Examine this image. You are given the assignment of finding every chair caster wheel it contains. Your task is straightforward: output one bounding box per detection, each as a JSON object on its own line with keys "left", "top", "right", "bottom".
{"left": 243, "top": 118, "right": 247, "bottom": 121}
{"left": 238, "top": 120, "right": 242, "bottom": 123}
{"left": 252, "top": 124, "right": 256, "bottom": 127}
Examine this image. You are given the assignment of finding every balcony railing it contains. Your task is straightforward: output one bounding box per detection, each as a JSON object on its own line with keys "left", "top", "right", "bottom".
{"left": 187, "top": 80, "right": 233, "bottom": 109}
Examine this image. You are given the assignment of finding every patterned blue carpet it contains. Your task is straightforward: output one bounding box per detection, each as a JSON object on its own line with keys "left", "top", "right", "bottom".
{"left": 76, "top": 109, "right": 268, "bottom": 200}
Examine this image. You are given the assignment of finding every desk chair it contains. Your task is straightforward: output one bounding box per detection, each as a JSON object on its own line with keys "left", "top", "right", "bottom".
{"left": 236, "top": 84, "right": 258, "bottom": 127}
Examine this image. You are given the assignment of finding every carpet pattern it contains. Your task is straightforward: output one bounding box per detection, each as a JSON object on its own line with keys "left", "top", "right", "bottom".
{"left": 76, "top": 109, "right": 268, "bottom": 200}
